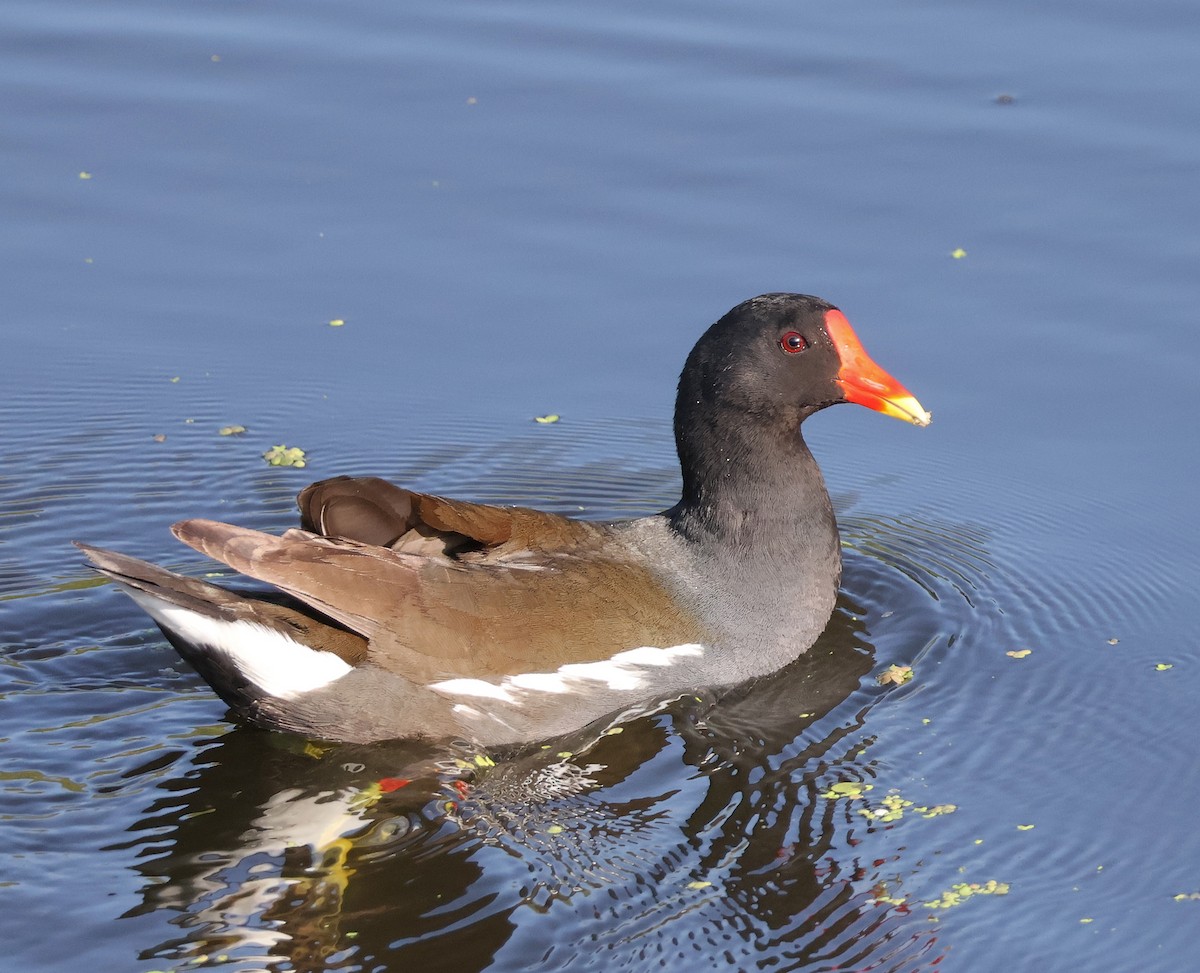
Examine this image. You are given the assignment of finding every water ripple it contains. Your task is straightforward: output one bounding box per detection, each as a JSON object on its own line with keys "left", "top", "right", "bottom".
{"left": 6, "top": 406, "right": 1195, "bottom": 972}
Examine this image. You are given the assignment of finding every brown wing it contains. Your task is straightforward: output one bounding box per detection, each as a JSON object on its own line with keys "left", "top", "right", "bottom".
{"left": 172, "top": 511, "right": 708, "bottom": 685}
{"left": 296, "top": 476, "right": 599, "bottom": 562}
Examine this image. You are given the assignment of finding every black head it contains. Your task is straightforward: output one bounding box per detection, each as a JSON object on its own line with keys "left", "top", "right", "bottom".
{"left": 676, "top": 294, "right": 846, "bottom": 432}
{"left": 672, "top": 293, "right": 930, "bottom": 509}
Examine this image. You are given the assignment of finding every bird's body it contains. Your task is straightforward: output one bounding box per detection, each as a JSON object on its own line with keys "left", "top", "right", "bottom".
{"left": 78, "top": 294, "right": 930, "bottom": 744}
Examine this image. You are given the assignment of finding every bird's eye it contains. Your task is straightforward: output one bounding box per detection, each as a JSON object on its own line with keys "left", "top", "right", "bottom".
{"left": 780, "top": 331, "right": 808, "bottom": 354}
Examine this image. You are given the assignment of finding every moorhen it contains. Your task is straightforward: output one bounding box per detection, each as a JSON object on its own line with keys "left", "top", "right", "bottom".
{"left": 77, "top": 293, "right": 930, "bottom": 744}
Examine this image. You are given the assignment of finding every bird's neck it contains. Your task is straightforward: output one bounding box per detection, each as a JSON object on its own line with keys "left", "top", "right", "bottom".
{"left": 670, "top": 415, "right": 837, "bottom": 555}
{"left": 663, "top": 414, "right": 842, "bottom": 668}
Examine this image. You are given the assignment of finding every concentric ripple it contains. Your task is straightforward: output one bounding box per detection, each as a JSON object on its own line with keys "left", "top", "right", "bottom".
{"left": 7, "top": 407, "right": 1195, "bottom": 973}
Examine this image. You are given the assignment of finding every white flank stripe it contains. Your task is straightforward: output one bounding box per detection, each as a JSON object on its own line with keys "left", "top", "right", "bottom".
{"left": 611, "top": 643, "right": 704, "bottom": 667}
{"left": 129, "top": 591, "right": 352, "bottom": 699}
{"left": 429, "top": 643, "right": 706, "bottom": 704}
{"left": 557, "top": 660, "right": 644, "bottom": 691}
{"left": 507, "top": 671, "right": 570, "bottom": 693}
{"left": 551, "top": 643, "right": 704, "bottom": 691}
{"left": 429, "top": 678, "right": 517, "bottom": 703}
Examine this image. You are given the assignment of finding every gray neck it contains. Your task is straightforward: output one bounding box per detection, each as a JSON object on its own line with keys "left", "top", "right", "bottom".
{"left": 664, "top": 422, "right": 842, "bottom": 674}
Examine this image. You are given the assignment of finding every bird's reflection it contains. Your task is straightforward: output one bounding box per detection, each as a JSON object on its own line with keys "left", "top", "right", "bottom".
{"left": 115, "top": 506, "right": 1000, "bottom": 973}
{"left": 116, "top": 597, "right": 915, "bottom": 971}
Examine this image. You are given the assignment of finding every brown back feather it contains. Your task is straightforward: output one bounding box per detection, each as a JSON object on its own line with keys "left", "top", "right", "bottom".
{"left": 297, "top": 476, "right": 606, "bottom": 560}
{"left": 172, "top": 504, "right": 710, "bottom": 685}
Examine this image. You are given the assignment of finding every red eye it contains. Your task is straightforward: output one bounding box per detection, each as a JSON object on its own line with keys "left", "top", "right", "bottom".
{"left": 780, "top": 331, "right": 808, "bottom": 354}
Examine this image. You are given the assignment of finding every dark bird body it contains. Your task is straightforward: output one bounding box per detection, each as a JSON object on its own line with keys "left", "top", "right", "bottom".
{"left": 78, "top": 294, "right": 930, "bottom": 744}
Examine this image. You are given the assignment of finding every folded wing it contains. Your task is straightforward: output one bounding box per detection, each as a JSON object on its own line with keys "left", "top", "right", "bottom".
{"left": 172, "top": 477, "right": 708, "bottom": 685}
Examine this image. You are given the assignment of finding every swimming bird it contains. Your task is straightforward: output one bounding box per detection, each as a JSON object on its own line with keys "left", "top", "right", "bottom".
{"left": 77, "top": 293, "right": 930, "bottom": 744}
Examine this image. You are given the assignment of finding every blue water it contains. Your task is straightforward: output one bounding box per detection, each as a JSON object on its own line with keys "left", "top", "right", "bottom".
{"left": 3, "top": 0, "right": 1199, "bottom": 970}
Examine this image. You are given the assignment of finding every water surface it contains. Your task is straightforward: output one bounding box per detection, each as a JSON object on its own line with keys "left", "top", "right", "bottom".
{"left": 3, "top": 0, "right": 1199, "bottom": 970}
